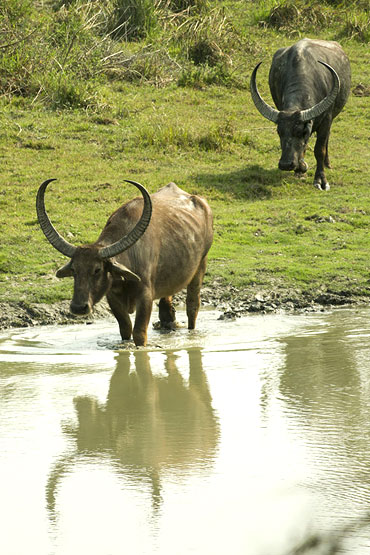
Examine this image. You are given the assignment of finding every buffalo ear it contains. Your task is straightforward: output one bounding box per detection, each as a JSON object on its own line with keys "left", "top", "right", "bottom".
{"left": 56, "top": 261, "right": 73, "bottom": 278}
{"left": 109, "top": 261, "right": 141, "bottom": 282}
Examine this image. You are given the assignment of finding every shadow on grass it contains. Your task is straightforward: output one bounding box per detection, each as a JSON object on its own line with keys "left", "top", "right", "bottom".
{"left": 193, "top": 165, "right": 284, "bottom": 200}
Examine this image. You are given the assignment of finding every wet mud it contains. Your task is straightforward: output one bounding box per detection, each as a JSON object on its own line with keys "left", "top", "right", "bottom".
{"left": 0, "top": 278, "right": 369, "bottom": 330}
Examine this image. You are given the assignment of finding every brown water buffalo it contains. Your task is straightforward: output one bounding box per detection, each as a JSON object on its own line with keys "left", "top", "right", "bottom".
{"left": 250, "top": 38, "right": 351, "bottom": 190}
{"left": 36, "top": 179, "right": 213, "bottom": 346}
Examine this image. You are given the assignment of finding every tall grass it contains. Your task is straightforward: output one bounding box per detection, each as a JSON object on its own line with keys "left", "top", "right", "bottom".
{"left": 0, "top": 0, "right": 368, "bottom": 110}
{"left": 0, "top": 2, "right": 110, "bottom": 107}
{"left": 135, "top": 119, "right": 241, "bottom": 151}
{"left": 164, "top": 0, "right": 209, "bottom": 11}
{"left": 253, "top": 0, "right": 335, "bottom": 32}
{"left": 106, "top": 0, "right": 162, "bottom": 40}
{"left": 342, "top": 10, "right": 370, "bottom": 42}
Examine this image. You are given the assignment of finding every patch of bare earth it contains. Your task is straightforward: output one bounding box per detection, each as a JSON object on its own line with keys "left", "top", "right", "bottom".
{"left": 0, "top": 279, "right": 369, "bottom": 330}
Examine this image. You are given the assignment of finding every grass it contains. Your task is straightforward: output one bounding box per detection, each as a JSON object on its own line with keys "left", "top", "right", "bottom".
{"left": 0, "top": 0, "right": 370, "bottom": 307}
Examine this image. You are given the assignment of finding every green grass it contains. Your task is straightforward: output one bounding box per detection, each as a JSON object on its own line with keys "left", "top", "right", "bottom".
{"left": 1, "top": 0, "right": 370, "bottom": 306}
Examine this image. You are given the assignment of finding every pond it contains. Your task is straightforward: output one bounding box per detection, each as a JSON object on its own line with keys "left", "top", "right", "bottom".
{"left": 1, "top": 308, "right": 370, "bottom": 555}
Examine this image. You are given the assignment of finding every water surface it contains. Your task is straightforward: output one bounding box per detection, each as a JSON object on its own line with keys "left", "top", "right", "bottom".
{"left": 1, "top": 308, "right": 370, "bottom": 554}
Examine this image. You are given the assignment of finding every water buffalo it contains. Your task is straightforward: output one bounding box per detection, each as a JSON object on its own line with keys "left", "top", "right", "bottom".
{"left": 250, "top": 38, "right": 351, "bottom": 190}
{"left": 36, "top": 179, "right": 213, "bottom": 346}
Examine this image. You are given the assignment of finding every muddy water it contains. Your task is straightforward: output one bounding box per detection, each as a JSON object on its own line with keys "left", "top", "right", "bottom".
{"left": 1, "top": 308, "right": 370, "bottom": 555}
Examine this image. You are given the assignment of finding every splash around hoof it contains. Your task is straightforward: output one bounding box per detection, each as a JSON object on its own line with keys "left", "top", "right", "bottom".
{"left": 153, "top": 320, "right": 179, "bottom": 331}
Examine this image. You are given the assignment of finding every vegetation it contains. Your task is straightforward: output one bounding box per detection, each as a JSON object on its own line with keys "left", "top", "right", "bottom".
{"left": 0, "top": 0, "right": 369, "bottom": 306}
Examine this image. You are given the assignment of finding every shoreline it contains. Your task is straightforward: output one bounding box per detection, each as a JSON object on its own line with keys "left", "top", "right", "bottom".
{"left": 1, "top": 280, "right": 369, "bottom": 331}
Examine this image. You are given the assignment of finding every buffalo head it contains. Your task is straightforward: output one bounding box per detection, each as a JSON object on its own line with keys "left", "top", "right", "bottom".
{"left": 275, "top": 110, "right": 313, "bottom": 173}
{"left": 36, "top": 179, "right": 152, "bottom": 317}
{"left": 250, "top": 60, "right": 340, "bottom": 175}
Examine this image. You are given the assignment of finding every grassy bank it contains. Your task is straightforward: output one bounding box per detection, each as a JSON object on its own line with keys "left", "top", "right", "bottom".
{"left": 1, "top": 0, "right": 370, "bottom": 310}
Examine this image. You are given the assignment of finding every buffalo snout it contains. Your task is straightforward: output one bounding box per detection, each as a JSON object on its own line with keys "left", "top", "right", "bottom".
{"left": 70, "top": 301, "right": 91, "bottom": 316}
{"left": 278, "top": 159, "right": 296, "bottom": 171}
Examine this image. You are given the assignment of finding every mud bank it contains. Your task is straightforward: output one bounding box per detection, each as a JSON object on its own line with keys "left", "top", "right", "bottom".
{"left": 1, "top": 279, "right": 369, "bottom": 331}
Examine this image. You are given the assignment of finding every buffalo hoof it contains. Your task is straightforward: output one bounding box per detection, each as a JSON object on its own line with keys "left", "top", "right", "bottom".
{"left": 314, "top": 181, "right": 330, "bottom": 191}
{"left": 153, "top": 320, "right": 178, "bottom": 330}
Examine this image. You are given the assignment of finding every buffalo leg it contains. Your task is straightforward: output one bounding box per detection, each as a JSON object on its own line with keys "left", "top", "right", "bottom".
{"left": 186, "top": 256, "right": 207, "bottom": 330}
{"left": 158, "top": 296, "right": 176, "bottom": 329}
{"left": 313, "top": 119, "right": 332, "bottom": 190}
{"left": 107, "top": 289, "right": 132, "bottom": 340}
{"left": 324, "top": 134, "right": 331, "bottom": 168}
{"left": 133, "top": 289, "right": 153, "bottom": 347}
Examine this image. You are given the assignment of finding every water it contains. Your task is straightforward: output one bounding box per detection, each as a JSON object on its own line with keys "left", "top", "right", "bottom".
{"left": 1, "top": 308, "right": 370, "bottom": 555}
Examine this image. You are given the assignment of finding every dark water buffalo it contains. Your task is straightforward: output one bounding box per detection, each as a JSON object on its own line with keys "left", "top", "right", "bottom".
{"left": 250, "top": 38, "right": 351, "bottom": 190}
{"left": 36, "top": 179, "right": 213, "bottom": 346}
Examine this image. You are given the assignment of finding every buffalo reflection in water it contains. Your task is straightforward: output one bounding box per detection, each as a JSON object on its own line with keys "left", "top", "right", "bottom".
{"left": 46, "top": 349, "right": 219, "bottom": 517}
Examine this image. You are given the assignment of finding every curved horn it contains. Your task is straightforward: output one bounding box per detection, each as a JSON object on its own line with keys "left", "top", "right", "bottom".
{"left": 36, "top": 179, "right": 77, "bottom": 258}
{"left": 99, "top": 180, "right": 152, "bottom": 260}
{"left": 301, "top": 61, "right": 340, "bottom": 122}
{"left": 250, "top": 62, "right": 279, "bottom": 123}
